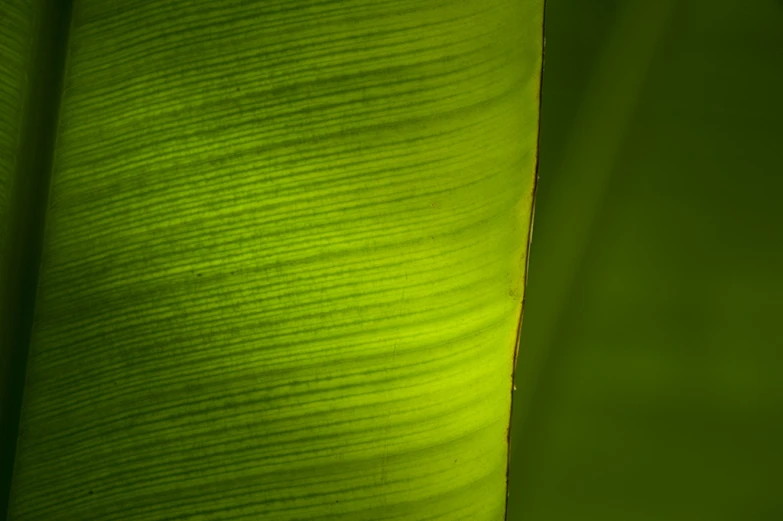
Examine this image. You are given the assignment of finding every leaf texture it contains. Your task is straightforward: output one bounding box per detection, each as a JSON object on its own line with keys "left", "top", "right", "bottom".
{"left": 7, "top": 0, "right": 542, "bottom": 519}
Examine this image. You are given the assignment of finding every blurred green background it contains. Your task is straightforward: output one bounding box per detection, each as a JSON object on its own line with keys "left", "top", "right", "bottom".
{"left": 507, "top": 0, "right": 783, "bottom": 519}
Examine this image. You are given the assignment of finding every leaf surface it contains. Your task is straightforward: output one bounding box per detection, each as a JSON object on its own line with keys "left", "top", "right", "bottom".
{"left": 4, "top": 1, "right": 542, "bottom": 519}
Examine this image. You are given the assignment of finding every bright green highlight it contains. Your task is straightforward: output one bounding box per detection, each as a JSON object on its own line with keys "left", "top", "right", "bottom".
{"left": 8, "top": 1, "right": 542, "bottom": 519}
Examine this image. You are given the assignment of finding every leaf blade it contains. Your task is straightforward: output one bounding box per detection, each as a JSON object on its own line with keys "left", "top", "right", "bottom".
{"left": 8, "top": 1, "right": 542, "bottom": 519}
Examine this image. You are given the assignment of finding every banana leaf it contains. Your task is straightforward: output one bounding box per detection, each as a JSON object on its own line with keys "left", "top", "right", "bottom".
{"left": 0, "top": 1, "right": 544, "bottom": 519}
{"left": 507, "top": 0, "right": 783, "bottom": 520}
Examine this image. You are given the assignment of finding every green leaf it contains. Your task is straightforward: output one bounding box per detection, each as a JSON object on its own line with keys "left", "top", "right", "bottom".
{"left": 1, "top": 1, "right": 543, "bottom": 519}
{"left": 508, "top": 1, "right": 783, "bottom": 520}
